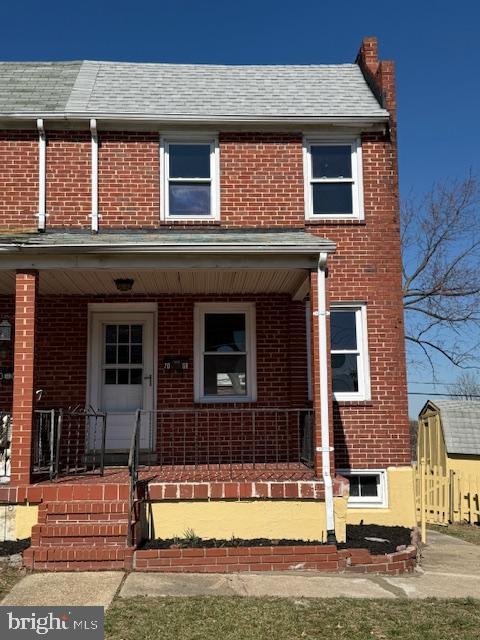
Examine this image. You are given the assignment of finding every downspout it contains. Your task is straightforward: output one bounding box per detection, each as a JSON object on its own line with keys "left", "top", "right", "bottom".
{"left": 36, "top": 119, "right": 46, "bottom": 232}
{"left": 317, "top": 252, "right": 336, "bottom": 544}
{"left": 90, "top": 118, "right": 99, "bottom": 233}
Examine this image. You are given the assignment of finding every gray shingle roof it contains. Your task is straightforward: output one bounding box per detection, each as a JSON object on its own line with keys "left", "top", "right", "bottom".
{"left": 0, "top": 60, "right": 388, "bottom": 120}
{"left": 0, "top": 61, "right": 82, "bottom": 113}
{"left": 426, "top": 400, "right": 480, "bottom": 456}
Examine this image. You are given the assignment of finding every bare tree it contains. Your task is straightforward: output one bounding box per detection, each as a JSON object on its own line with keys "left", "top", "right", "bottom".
{"left": 449, "top": 371, "right": 480, "bottom": 400}
{"left": 402, "top": 174, "right": 480, "bottom": 373}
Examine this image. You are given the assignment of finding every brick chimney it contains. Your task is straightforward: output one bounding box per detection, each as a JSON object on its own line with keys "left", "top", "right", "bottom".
{"left": 356, "top": 37, "right": 396, "bottom": 129}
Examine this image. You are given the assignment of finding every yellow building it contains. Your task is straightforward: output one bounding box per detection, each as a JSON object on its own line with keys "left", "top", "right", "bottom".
{"left": 418, "top": 400, "right": 480, "bottom": 477}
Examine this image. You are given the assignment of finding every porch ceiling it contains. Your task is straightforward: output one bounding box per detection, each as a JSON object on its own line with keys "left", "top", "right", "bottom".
{"left": 0, "top": 268, "right": 309, "bottom": 296}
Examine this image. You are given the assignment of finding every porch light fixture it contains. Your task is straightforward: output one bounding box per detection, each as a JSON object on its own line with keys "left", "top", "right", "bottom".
{"left": 0, "top": 320, "right": 11, "bottom": 342}
{"left": 114, "top": 278, "right": 134, "bottom": 292}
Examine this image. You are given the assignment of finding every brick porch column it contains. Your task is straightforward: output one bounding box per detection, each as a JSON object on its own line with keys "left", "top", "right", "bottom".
{"left": 10, "top": 270, "right": 39, "bottom": 485}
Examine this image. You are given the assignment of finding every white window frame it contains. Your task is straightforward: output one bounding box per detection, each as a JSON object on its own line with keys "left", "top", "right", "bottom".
{"left": 338, "top": 469, "right": 388, "bottom": 508}
{"left": 194, "top": 302, "right": 256, "bottom": 403}
{"left": 330, "top": 303, "right": 370, "bottom": 401}
{"left": 160, "top": 134, "right": 220, "bottom": 221}
{"left": 303, "top": 136, "right": 364, "bottom": 220}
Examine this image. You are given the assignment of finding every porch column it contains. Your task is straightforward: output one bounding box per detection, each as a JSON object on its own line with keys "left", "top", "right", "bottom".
{"left": 10, "top": 270, "right": 39, "bottom": 485}
{"left": 310, "top": 256, "right": 336, "bottom": 542}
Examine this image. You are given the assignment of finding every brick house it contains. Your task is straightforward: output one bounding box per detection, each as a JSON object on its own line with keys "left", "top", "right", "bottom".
{"left": 0, "top": 37, "right": 415, "bottom": 570}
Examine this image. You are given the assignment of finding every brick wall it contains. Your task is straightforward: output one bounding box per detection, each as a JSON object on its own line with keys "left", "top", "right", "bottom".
{"left": 29, "top": 294, "right": 309, "bottom": 463}
{"left": 98, "top": 132, "right": 159, "bottom": 228}
{"left": 47, "top": 131, "right": 91, "bottom": 228}
{"left": 0, "top": 131, "right": 38, "bottom": 230}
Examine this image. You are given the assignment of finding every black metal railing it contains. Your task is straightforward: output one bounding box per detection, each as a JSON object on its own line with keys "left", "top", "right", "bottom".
{"left": 136, "top": 407, "right": 314, "bottom": 470}
{"left": 0, "top": 412, "right": 11, "bottom": 481}
{"left": 32, "top": 407, "right": 107, "bottom": 480}
{"left": 128, "top": 409, "right": 141, "bottom": 546}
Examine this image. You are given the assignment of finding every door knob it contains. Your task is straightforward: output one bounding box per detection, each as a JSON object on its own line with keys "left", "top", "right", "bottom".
{"left": 143, "top": 374, "right": 152, "bottom": 387}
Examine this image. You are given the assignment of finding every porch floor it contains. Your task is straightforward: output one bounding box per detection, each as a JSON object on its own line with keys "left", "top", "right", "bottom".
{"left": 33, "top": 462, "right": 316, "bottom": 485}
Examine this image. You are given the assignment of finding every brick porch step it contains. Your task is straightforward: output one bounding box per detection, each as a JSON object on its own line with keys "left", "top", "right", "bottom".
{"left": 23, "top": 545, "right": 133, "bottom": 571}
{"left": 24, "top": 498, "right": 135, "bottom": 570}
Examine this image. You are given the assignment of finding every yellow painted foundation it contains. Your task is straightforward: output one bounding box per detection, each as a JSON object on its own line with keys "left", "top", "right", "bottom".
{"left": 346, "top": 466, "right": 416, "bottom": 527}
{"left": 14, "top": 505, "right": 38, "bottom": 540}
{"left": 146, "top": 497, "right": 348, "bottom": 543}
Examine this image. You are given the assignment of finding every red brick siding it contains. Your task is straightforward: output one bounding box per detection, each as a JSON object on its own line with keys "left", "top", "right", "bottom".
{"left": 98, "top": 132, "right": 159, "bottom": 228}
{"left": 30, "top": 294, "right": 309, "bottom": 464}
{"left": 46, "top": 131, "right": 91, "bottom": 228}
{"left": 308, "top": 131, "right": 410, "bottom": 468}
{"left": 0, "top": 131, "right": 38, "bottom": 230}
{"left": 219, "top": 132, "right": 305, "bottom": 227}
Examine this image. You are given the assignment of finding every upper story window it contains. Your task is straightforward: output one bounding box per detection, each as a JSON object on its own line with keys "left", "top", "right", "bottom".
{"left": 160, "top": 137, "right": 220, "bottom": 220}
{"left": 330, "top": 303, "right": 370, "bottom": 401}
{"left": 304, "top": 139, "right": 363, "bottom": 220}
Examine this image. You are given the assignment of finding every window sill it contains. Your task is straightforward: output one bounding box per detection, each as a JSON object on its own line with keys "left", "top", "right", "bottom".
{"left": 160, "top": 220, "right": 221, "bottom": 226}
{"left": 305, "top": 218, "right": 366, "bottom": 226}
{"left": 195, "top": 397, "right": 255, "bottom": 404}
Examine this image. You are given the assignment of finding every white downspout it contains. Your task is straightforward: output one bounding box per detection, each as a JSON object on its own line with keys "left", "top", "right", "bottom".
{"left": 90, "top": 118, "right": 99, "bottom": 233}
{"left": 317, "top": 252, "right": 336, "bottom": 543}
{"left": 36, "top": 119, "right": 46, "bottom": 232}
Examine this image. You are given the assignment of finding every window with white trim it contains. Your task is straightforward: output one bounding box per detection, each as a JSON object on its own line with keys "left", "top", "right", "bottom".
{"left": 194, "top": 303, "right": 256, "bottom": 402}
{"left": 339, "top": 470, "right": 388, "bottom": 508}
{"left": 330, "top": 304, "right": 370, "bottom": 401}
{"left": 161, "top": 137, "right": 219, "bottom": 220}
{"left": 304, "top": 139, "right": 363, "bottom": 219}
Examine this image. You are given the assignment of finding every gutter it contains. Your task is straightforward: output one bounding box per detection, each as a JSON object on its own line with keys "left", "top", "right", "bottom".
{"left": 0, "top": 113, "right": 390, "bottom": 127}
{"left": 36, "top": 119, "right": 46, "bottom": 232}
{"left": 317, "top": 252, "right": 336, "bottom": 543}
{"left": 90, "top": 119, "right": 99, "bottom": 233}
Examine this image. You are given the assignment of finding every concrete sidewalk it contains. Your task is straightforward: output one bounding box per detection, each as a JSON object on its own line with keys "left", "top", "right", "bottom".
{"left": 3, "top": 530, "right": 480, "bottom": 606}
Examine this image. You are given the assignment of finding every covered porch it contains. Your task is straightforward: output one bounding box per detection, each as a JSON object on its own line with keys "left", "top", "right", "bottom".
{"left": 0, "top": 230, "right": 335, "bottom": 490}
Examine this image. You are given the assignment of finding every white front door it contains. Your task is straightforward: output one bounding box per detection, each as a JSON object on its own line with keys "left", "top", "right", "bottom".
{"left": 89, "top": 310, "right": 155, "bottom": 451}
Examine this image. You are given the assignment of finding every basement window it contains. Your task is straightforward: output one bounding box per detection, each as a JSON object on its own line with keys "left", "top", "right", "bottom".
{"left": 161, "top": 137, "right": 220, "bottom": 220}
{"left": 338, "top": 469, "right": 388, "bottom": 508}
{"left": 304, "top": 139, "right": 364, "bottom": 219}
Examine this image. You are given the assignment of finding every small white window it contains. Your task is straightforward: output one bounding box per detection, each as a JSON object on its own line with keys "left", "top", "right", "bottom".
{"left": 330, "top": 303, "right": 370, "bottom": 401}
{"left": 338, "top": 469, "right": 388, "bottom": 508}
{"left": 161, "top": 137, "right": 220, "bottom": 220}
{"left": 194, "top": 303, "right": 256, "bottom": 403}
{"left": 304, "top": 139, "right": 363, "bottom": 219}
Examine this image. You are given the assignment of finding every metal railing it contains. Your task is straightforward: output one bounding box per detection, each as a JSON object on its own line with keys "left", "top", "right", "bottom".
{"left": 0, "top": 412, "right": 11, "bottom": 482}
{"left": 32, "top": 407, "right": 107, "bottom": 480}
{"left": 128, "top": 409, "right": 141, "bottom": 546}
{"left": 136, "top": 407, "right": 314, "bottom": 470}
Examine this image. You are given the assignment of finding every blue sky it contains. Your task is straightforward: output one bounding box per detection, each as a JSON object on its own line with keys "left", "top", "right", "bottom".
{"left": 1, "top": 0, "right": 479, "bottom": 416}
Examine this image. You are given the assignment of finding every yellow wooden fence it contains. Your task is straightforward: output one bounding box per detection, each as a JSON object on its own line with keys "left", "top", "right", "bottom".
{"left": 414, "top": 459, "right": 480, "bottom": 542}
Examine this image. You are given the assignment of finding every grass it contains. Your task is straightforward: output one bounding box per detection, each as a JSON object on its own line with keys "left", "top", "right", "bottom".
{"left": 428, "top": 524, "right": 480, "bottom": 546}
{"left": 105, "top": 597, "right": 480, "bottom": 640}
{"left": 0, "top": 562, "right": 23, "bottom": 600}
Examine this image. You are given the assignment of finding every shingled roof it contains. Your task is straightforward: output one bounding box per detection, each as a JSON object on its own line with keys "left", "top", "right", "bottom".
{"left": 423, "top": 400, "right": 480, "bottom": 456}
{"left": 0, "top": 60, "right": 388, "bottom": 121}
